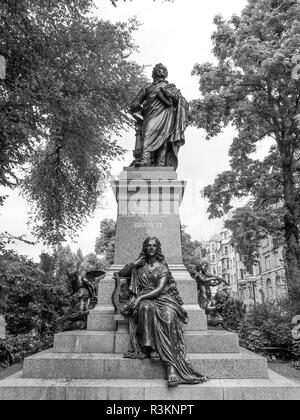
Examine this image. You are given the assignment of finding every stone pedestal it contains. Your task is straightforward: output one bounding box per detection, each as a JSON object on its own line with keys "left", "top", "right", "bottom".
{"left": 89, "top": 167, "right": 207, "bottom": 338}
{"left": 1, "top": 168, "right": 300, "bottom": 400}
{"left": 113, "top": 167, "right": 185, "bottom": 265}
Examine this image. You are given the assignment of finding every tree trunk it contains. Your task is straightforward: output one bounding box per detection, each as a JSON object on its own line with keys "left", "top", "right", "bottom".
{"left": 283, "top": 213, "right": 300, "bottom": 314}
{"left": 282, "top": 152, "right": 300, "bottom": 315}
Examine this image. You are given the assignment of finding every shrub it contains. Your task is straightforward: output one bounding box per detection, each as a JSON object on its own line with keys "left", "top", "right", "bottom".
{"left": 238, "top": 298, "right": 296, "bottom": 357}
{"left": 0, "top": 251, "right": 71, "bottom": 337}
{"left": 0, "top": 331, "right": 53, "bottom": 369}
{"left": 238, "top": 323, "right": 268, "bottom": 353}
{"left": 221, "top": 297, "right": 247, "bottom": 332}
{"left": 0, "top": 250, "right": 72, "bottom": 370}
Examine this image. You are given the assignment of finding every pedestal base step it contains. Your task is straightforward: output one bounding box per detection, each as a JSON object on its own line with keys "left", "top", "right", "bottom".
{"left": 0, "top": 371, "right": 299, "bottom": 400}
{"left": 54, "top": 330, "right": 240, "bottom": 354}
{"left": 88, "top": 305, "right": 208, "bottom": 332}
{"left": 22, "top": 349, "right": 268, "bottom": 380}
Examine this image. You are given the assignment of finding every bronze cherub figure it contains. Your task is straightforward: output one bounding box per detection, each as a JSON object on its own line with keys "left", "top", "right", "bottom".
{"left": 58, "top": 269, "right": 105, "bottom": 332}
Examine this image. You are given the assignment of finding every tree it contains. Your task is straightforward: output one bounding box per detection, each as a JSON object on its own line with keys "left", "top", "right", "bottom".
{"left": 0, "top": 251, "right": 69, "bottom": 336}
{"left": 190, "top": 0, "right": 300, "bottom": 313}
{"left": 226, "top": 205, "right": 284, "bottom": 273}
{"left": 95, "top": 219, "right": 116, "bottom": 266}
{"left": 80, "top": 252, "right": 106, "bottom": 272}
{"left": 0, "top": 0, "right": 146, "bottom": 245}
{"left": 181, "top": 225, "right": 202, "bottom": 270}
{"left": 51, "top": 244, "right": 79, "bottom": 279}
{"left": 110, "top": 0, "right": 173, "bottom": 5}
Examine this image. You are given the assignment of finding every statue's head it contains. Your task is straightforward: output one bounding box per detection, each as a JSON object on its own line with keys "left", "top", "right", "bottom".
{"left": 197, "top": 259, "right": 209, "bottom": 273}
{"left": 152, "top": 63, "right": 168, "bottom": 81}
{"left": 140, "top": 237, "right": 165, "bottom": 262}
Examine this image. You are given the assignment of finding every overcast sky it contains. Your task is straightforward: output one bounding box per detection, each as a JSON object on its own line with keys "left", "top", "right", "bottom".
{"left": 0, "top": 0, "right": 250, "bottom": 261}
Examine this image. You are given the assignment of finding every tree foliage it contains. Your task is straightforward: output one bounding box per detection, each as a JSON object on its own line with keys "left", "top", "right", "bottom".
{"left": 239, "top": 298, "right": 295, "bottom": 354}
{"left": 95, "top": 218, "right": 116, "bottom": 266}
{"left": 110, "top": 0, "right": 173, "bottom": 6}
{"left": 0, "top": 251, "right": 68, "bottom": 336}
{"left": 221, "top": 297, "right": 247, "bottom": 332}
{"left": 225, "top": 206, "right": 284, "bottom": 272}
{"left": 190, "top": 0, "right": 300, "bottom": 311}
{"left": 181, "top": 225, "right": 203, "bottom": 269}
{"left": 0, "top": 0, "right": 147, "bottom": 245}
{"left": 0, "top": 240, "right": 106, "bottom": 368}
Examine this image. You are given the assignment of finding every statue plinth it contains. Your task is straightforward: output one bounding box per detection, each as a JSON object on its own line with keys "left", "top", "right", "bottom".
{"left": 112, "top": 167, "right": 186, "bottom": 265}
{"left": 88, "top": 167, "right": 208, "bottom": 338}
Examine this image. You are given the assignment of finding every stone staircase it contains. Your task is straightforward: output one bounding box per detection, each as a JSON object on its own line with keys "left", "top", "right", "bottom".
{"left": 0, "top": 328, "right": 299, "bottom": 400}
{"left": 0, "top": 265, "right": 300, "bottom": 400}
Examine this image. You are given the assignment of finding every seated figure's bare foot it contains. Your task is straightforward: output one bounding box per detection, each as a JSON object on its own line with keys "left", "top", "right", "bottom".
{"left": 124, "top": 350, "right": 147, "bottom": 360}
{"left": 150, "top": 350, "right": 161, "bottom": 361}
{"left": 167, "top": 365, "right": 180, "bottom": 388}
{"left": 137, "top": 351, "right": 147, "bottom": 360}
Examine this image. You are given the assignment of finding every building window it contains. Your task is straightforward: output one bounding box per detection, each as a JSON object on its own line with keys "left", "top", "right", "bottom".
{"left": 211, "top": 244, "right": 216, "bottom": 251}
{"left": 212, "top": 255, "right": 216, "bottom": 263}
{"left": 253, "top": 265, "right": 260, "bottom": 276}
{"left": 240, "top": 269, "right": 244, "bottom": 280}
{"left": 274, "top": 251, "right": 280, "bottom": 267}
{"left": 266, "top": 279, "right": 273, "bottom": 300}
{"left": 275, "top": 276, "right": 281, "bottom": 298}
{"left": 265, "top": 256, "right": 271, "bottom": 271}
{"left": 259, "top": 289, "right": 264, "bottom": 303}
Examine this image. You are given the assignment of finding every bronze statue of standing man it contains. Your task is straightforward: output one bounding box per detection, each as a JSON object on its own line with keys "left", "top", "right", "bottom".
{"left": 130, "top": 64, "right": 189, "bottom": 170}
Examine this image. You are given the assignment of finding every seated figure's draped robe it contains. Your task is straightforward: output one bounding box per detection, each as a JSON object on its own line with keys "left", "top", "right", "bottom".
{"left": 119, "top": 262, "right": 204, "bottom": 384}
{"left": 131, "top": 81, "right": 189, "bottom": 170}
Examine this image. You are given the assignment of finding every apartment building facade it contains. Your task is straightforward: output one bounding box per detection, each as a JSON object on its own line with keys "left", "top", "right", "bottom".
{"left": 207, "top": 228, "right": 288, "bottom": 309}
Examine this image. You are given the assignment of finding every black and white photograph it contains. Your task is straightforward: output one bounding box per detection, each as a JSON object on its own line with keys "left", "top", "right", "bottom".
{"left": 0, "top": 0, "right": 300, "bottom": 403}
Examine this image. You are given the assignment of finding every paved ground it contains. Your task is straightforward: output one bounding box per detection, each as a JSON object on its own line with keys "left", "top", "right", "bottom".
{"left": 268, "top": 361, "right": 300, "bottom": 385}
{"left": 0, "top": 363, "right": 23, "bottom": 380}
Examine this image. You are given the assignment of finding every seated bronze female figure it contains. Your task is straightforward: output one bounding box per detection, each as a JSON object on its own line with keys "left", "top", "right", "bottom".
{"left": 118, "top": 237, "right": 208, "bottom": 388}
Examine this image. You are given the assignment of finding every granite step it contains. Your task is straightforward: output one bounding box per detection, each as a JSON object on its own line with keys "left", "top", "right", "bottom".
{"left": 22, "top": 349, "right": 268, "bottom": 380}
{"left": 88, "top": 305, "right": 208, "bottom": 332}
{"left": 53, "top": 330, "right": 240, "bottom": 354}
{"left": 0, "top": 371, "right": 299, "bottom": 400}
